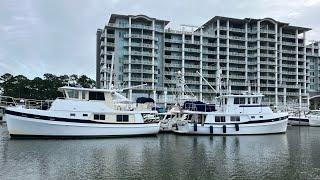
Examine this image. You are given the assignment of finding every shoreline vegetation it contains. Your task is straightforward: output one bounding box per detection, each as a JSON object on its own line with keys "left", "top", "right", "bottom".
{"left": 0, "top": 73, "right": 95, "bottom": 100}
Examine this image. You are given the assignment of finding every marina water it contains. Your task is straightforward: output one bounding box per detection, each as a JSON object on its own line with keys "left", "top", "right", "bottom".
{"left": 0, "top": 125, "right": 320, "bottom": 179}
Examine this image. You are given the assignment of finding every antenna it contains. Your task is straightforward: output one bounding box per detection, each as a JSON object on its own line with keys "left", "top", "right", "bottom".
{"left": 108, "top": 53, "right": 115, "bottom": 90}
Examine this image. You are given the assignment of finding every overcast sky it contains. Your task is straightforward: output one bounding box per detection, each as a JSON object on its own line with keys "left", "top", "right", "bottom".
{"left": 0, "top": 0, "right": 320, "bottom": 79}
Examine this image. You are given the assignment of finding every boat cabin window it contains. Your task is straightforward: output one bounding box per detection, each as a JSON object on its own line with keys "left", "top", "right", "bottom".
{"left": 89, "top": 92, "right": 105, "bottom": 101}
{"left": 81, "top": 91, "right": 86, "bottom": 100}
{"left": 252, "top": 97, "right": 258, "bottom": 104}
{"left": 215, "top": 116, "right": 225, "bottom": 122}
{"left": 231, "top": 116, "right": 240, "bottom": 121}
{"left": 94, "top": 114, "right": 105, "bottom": 120}
{"left": 234, "top": 97, "right": 245, "bottom": 104}
{"left": 117, "top": 115, "right": 129, "bottom": 122}
{"left": 66, "top": 90, "right": 79, "bottom": 99}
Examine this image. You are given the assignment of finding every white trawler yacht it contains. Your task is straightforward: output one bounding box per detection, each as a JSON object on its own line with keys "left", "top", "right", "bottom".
{"left": 4, "top": 86, "right": 160, "bottom": 138}
{"left": 171, "top": 70, "right": 288, "bottom": 135}
{"left": 306, "top": 110, "right": 320, "bottom": 126}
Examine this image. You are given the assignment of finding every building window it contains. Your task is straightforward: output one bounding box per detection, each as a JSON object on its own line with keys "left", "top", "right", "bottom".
{"left": 94, "top": 114, "right": 99, "bottom": 120}
{"left": 116, "top": 115, "right": 129, "bottom": 122}
{"left": 70, "top": 113, "right": 75, "bottom": 117}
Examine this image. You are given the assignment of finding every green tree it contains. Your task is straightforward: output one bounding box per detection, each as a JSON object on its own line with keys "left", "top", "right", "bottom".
{"left": 77, "top": 75, "right": 95, "bottom": 88}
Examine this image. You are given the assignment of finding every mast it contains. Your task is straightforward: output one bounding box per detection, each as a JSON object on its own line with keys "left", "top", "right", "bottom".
{"left": 108, "top": 53, "right": 115, "bottom": 90}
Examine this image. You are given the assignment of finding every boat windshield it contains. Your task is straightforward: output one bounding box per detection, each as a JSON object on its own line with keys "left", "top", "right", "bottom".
{"left": 65, "top": 89, "right": 79, "bottom": 99}
{"left": 307, "top": 111, "right": 320, "bottom": 115}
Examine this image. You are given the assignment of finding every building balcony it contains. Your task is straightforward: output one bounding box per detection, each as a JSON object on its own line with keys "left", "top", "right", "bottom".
{"left": 229, "top": 52, "right": 245, "bottom": 56}
{"left": 229, "top": 36, "right": 245, "bottom": 41}
{"left": 164, "top": 71, "right": 176, "bottom": 76}
{"left": 184, "top": 40, "right": 201, "bottom": 45}
{"left": 229, "top": 27, "right": 246, "bottom": 33}
{"left": 185, "top": 56, "right": 200, "bottom": 61}
{"left": 260, "top": 53, "right": 275, "bottom": 58}
{"left": 260, "top": 68, "right": 275, "bottom": 73}
{"left": 203, "top": 74, "right": 215, "bottom": 78}
{"left": 202, "top": 65, "right": 213, "bottom": 70}
{"left": 261, "top": 83, "right": 276, "bottom": 87}
{"left": 131, "top": 24, "right": 153, "bottom": 30}
{"left": 260, "top": 37, "right": 276, "bottom": 42}
{"left": 164, "top": 47, "right": 182, "bottom": 51}
{"left": 124, "top": 77, "right": 154, "bottom": 83}
{"left": 202, "top": 50, "right": 216, "bottom": 54}
{"left": 165, "top": 39, "right": 183, "bottom": 43}
{"left": 260, "top": 29, "right": 276, "bottom": 34}
{"left": 185, "top": 64, "right": 200, "bottom": 68}
{"left": 164, "top": 79, "right": 176, "bottom": 84}
{"left": 260, "top": 46, "right": 276, "bottom": 51}
{"left": 260, "top": 60, "right": 276, "bottom": 65}
{"left": 164, "top": 63, "right": 181, "bottom": 68}
{"left": 229, "top": 59, "right": 246, "bottom": 64}
{"left": 282, "top": 50, "right": 296, "bottom": 54}
{"left": 124, "top": 42, "right": 156, "bottom": 49}
{"left": 203, "top": 42, "right": 217, "bottom": 47}
{"left": 229, "top": 75, "right": 246, "bottom": 79}
{"left": 229, "top": 67, "right": 246, "bottom": 71}
{"left": 124, "top": 34, "right": 158, "bottom": 41}
{"left": 124, "top": 60, "right": 153, "bottom": 65}
{"left": 185, "top": 80, "right": 199, "bottom": 84}
{"left": 123, "top": 68, "right": 155, "bottom": 74}
{"left": 248, "top": 38, "right": 257, "bottom": 41}
{"left": 230, "top": 81, "right": 247, "bottom": 86}
{"left": 229, "top": 44, "right": 246, "bottom": 49}
{"left": 281, "top": 57, "right": 296, "bottom": 61}
{"left": 282, "top": 42, "right": 296, "bottom": 46}
{"left": 203, "top": 58, "right": 217, "bottom": 62}
{"left": 107, "top": 34, "right": 114, "bottom": 39}
{"left": 184, "top": 48, "right": 200, "bottom": 53}
{"left": 260, "top": 75, "right": 275, "bottom": 80}
{"left": 282, "top": 78, "right": 297, "bottom": 82}
{"left": 281, "top": 34, "right": 296, "bottom": 38}
{"left": 185, "top": 72, "right": 198, "bottom": 76}
{"left": 164, "top": 55, "right": 182, "bottom": 60}
{"left": 124, "top": 51, "right": 155, "bottom": 57}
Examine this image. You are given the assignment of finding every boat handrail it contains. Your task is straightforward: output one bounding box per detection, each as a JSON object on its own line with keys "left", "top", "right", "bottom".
{"left": 0, "top": 95, "right": 18, "bottom": 107}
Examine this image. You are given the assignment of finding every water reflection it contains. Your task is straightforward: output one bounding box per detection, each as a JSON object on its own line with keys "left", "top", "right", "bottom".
{"left": 0, "top": 125, "right": 320, "bottom": 179}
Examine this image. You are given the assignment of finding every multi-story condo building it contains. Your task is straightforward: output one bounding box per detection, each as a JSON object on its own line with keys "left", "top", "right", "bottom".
{"left": 307, "top": 41, "right": 320, "bottom": 94}
{"left": 97, "top": 14, "right": 313, "bottom": 110}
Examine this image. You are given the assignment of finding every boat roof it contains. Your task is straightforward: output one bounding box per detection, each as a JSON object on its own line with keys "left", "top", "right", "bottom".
{"left": 59, "top": 86, "right": 115, "bottom": 93}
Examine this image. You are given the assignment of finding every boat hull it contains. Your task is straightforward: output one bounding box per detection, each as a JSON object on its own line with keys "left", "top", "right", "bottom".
{"left": 5, "top": 114, "right": 160, "bottom": 138}
{"left": 288, "top": 117, "right": 309, "bottom": 126}
{"left": 309, "top": 117, "right": 320, "bottom": 127}
{"left": 174, "top": 119, "right": 288, "bottom": 135}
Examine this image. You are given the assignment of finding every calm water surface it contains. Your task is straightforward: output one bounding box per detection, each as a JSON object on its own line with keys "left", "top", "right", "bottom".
{"left": 0, "top": 125, "right": 320, "bottom": 180}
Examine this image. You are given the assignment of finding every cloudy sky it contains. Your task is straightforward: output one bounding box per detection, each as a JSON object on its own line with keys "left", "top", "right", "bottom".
{"left": 0, "top": 0, "right": 320, "bottom": 79}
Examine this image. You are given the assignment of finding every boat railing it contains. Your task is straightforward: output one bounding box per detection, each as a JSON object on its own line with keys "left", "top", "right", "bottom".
{"left": 0, "top": 95, "right": 54, "bottom": 110}
{"left": 0, "top": 95, "right": 18, "bottom": 107}
{"left": 22, "top": 99, "right": 54, "bottom": 110}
